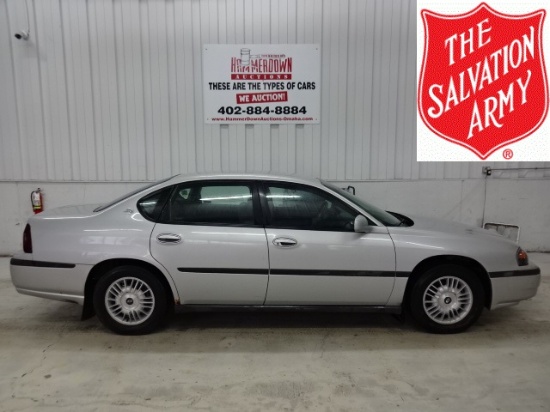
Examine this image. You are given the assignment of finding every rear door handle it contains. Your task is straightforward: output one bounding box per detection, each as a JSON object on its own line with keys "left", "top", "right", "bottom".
{"left": 273, "top": 237, "right": 298, "bottom": 248}
{"left": 157, "top": 233, "right": 182, "bottom": 244}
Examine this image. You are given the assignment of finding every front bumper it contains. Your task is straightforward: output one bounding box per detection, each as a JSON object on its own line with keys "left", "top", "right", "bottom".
{"left": 489, "top": 266, "right": 541, "bottom": 309}
{"left": 10, "top": 254, "right": 90, "bottom": 305}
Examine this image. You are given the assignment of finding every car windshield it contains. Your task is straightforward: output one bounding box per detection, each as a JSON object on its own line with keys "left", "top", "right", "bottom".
{"left": 93, "top": 176, "right": 176, "bottom": 212}
{"left": 322, "top": 181, "right": 402, "bottom": 226}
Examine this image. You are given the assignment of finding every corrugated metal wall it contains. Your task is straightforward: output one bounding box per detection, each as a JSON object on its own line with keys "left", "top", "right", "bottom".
{"left": 1, "top": 0, "right": 548, "bottom": 182}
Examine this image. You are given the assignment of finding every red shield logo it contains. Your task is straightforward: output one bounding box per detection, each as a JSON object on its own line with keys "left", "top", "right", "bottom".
{"left": 418, "top": 3, "right": 548, "bottom": 159}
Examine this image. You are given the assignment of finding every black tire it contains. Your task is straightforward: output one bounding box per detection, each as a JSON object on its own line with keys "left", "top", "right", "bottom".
{"left": 409, "top": 264, "right": 485, "bottom": 334}
{"left": 93, "top": 265, "right": 167, "bottom": 335}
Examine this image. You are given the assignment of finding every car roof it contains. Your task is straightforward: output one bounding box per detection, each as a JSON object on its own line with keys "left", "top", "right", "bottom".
{"left": 164, "top": 173, "right": 324, "bottom": 187}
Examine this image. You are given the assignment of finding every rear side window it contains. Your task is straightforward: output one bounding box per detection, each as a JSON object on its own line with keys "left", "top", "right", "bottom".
{"left": 137, "top": 187, "right": 173, "bottom": 221}
{"left": 160, "top": 183, "right": 256, "bottom": 226}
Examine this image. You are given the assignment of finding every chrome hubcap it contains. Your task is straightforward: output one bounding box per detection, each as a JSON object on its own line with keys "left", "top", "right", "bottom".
{"left": 423, "top": 276, "right": 473, "bottom": 325}
{"left": 105, "top": 277, "right": 155, "bottom": 325}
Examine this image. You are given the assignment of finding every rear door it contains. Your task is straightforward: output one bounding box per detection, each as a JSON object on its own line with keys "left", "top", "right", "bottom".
{"left": 149, "top": 180, "right": 269, "bottom": 304}
{"left": 261, "top": 182, "right": 396, "bottom": 305}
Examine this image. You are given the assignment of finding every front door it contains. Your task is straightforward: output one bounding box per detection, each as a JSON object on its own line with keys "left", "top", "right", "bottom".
{"left": 261, "top": 182, "right": 396, "bottom": 305}
{"left": 150, "top": 181, "right": 269, "bottom": 304}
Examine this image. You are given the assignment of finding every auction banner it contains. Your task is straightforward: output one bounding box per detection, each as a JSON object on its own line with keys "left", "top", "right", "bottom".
{"left": 203, "top": 44, "right": 320, "bottom": 124}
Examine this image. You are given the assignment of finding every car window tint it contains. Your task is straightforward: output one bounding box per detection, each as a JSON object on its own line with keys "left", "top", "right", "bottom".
{"left": 264, "top": 183, "right": 356, "bottom": 232}
{"left": 137, "top": 187, "right": 173, "bottom": 221}
{"left": 162, "top": 183, "right": 255, "bottom": 226}
{"left": 322, "top": 181, "right": 401, "bottom": 226}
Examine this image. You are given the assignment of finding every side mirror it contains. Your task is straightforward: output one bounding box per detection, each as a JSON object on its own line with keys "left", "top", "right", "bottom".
{"left": 354, "top": 215, "right": 370, "bottom": 233}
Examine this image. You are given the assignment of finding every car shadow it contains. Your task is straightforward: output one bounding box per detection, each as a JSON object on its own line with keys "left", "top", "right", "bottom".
{"left": 3, "top": 299, "right": 549, "bottom": 354}
{"left": 170, "top": 309, "right": 409, "bottom": 331}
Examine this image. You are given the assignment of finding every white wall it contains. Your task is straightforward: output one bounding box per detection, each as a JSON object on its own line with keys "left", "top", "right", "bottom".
{"left": 2, "top": 0, "right": 549, "bottom": 181}
{"left": 1, "top": 0, "right": 416, "bottom": 181}
{"left": 0, "top": 0, "right": 549, "bottom": 252}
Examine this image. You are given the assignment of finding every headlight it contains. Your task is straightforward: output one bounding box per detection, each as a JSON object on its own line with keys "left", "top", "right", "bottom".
{"left": 516, "top": 248, "right": 529, "bottom": 266}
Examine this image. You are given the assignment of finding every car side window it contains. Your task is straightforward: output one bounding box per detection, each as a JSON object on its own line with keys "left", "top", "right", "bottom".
{"left": 263, "top": 183, "right": 357, "bottom": 232}
{"left": 137, "top": 186, "right": 173, "bottom": 222}
{"left": 160, "top": 183, "right": 256, "bottom": 226}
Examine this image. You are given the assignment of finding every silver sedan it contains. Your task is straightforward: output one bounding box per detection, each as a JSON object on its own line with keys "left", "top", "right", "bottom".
{"left": 10, "top": 174, "right": 541, "bottom": 334}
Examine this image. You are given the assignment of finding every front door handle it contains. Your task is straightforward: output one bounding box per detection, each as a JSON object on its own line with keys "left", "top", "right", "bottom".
{"left": 273, "top": 237, "right": 298, "bottom": 248}
{"left": 157, "top": 233, "right": 182, "bottom": 244}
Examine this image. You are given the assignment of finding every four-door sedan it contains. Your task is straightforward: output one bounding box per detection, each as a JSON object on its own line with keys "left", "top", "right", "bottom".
{"left": 11, "top": 174, "right": 541, "bottom": 334}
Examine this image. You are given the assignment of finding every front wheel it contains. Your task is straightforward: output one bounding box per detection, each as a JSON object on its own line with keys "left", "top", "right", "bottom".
{"left": 409, "top": 264, "right": 485, "bottom": 334}
{"left": 93, "top": 266, "right": 167, "bottom": 335}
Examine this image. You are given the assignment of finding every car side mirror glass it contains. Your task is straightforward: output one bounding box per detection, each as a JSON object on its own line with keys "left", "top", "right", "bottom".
{"left": 354, "top": 215, "right": 370, "bottom": 233}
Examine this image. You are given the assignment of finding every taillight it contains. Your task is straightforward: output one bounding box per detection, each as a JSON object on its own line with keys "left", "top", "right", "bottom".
{"left": 23, "top": 224, "right": 32, "bottom": 253}
{"left": 516, "top": 248, "right": 528, "bottom": 266}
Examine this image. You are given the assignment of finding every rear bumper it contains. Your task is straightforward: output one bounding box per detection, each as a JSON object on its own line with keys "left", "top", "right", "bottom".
{"left": 489, "top": 266, "right": 541, "bottom": 309}
{"left": 10, "top": 254, "right": 90, "bottom": 305}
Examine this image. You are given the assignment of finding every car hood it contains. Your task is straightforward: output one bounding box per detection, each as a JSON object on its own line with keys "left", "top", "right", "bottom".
{"left": 391, "top": 214, "right": 509, "bottom": 241}
{"left": 32, "top": 204, "right": 102, "bottom": 220}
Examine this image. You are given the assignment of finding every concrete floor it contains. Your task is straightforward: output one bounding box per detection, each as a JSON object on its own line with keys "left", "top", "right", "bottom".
{"left": 1, "top": 256, "right": 549, "bottom": 412}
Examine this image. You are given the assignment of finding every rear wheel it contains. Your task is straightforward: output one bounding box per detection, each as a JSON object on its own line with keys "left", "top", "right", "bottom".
{"left": 409, "top": 264, "right": 485, "bottom": 333}
{"left": 93, "top": 266, "right": 167, "bottom": 335}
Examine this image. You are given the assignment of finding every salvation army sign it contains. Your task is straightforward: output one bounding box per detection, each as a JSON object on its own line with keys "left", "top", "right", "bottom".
{"left": 417, "top": 2, "right": 549, "bottom": 161}
{"left": 203, "top": 44, "right": 320, "bottom": 124}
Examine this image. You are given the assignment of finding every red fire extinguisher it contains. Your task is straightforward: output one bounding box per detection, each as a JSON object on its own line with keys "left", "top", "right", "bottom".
{"left": 31, "top": 188, "right": 44, "bottom": 214}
